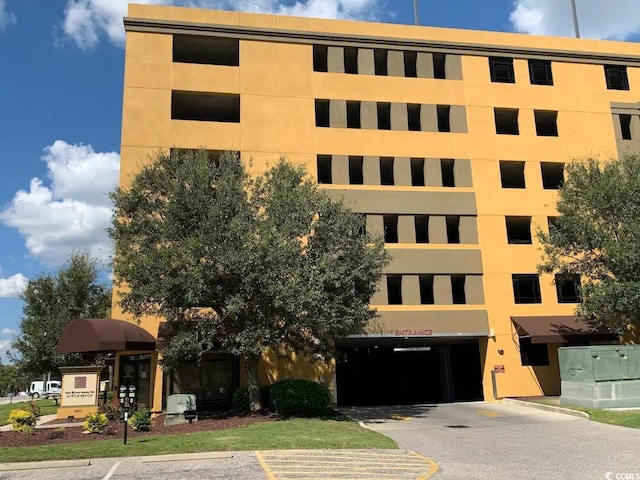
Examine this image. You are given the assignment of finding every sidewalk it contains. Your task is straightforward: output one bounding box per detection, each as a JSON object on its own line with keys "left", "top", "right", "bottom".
{"left": 0, "top": 414, "right": 63, "bottom": 432}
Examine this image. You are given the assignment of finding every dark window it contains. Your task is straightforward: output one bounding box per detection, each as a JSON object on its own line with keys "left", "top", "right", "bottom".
{"left": 347, "top": 101, "right": 361, "bottom": 128}
{"left": 355, "top": 213, "right": 367, "bottom": 237}
{"left": 415, "top": 215, "right": 429, "bottom": 243}
{"left": 315, "top": 99, "right": 330, "bottom": 127}
{"left": 411, "top": 158, "right": 425, "bottom": 186}
{"left": 446, "top": 216, "right": 460, "bottom": 244}
{"left": 506, "top": 216, "right": 532, "bottom": 244}
{"left": 344, "top": 47, "right": 358, "bottom": 74}
{"left": 171, "top": 91, "right": 240, "bottom": 122}
{"left": 535, "top": 110, "right": 559, "bottom": 136}
{"left": 419, "top": 275, "right": 435, "bottom": 304}
{"left": 555, "top": 274, "right": 581, "bottom": 303}
{"left": 349, "top": 156, "right": 364, "bottom": 185}
{"left": 387, "top": 275, "right": 403, "bottom": 305}
{"left": 541, "top": 162, "right": 564, "bottom": 189}
{"left": 495, "top": 108, "right": 519, "bottom": 135}
{"left": 170, "top": 149, "right": 227, "bottom": 166}
{"left": 500, "top": 161, "right": 526, "bottom": 188}
{"left": 433, "top": 53, "right": 446, "bottom": 79}
{"left": 451, "top": 275, "right": 466, "bottom": 304}
{"left": 317, "top": 155, "right": 332, "bottom": 184}
{"left": 528, "top": 59, "right": 553, "bottom": 85}
{"left": 380, "top": 157, "right": 395, "bottom": 185}
{"left": 383, "top": 215, "right": 399, "bottom": 243}
{"left": 408, "top": 104, "right": 422, "bottom": 131}
{"left": 374, "top": 49, "right": 388, "bottom": 76}
{"left": 404, "top": 51, "right": 417, "bottom": 77}
{"left": 441, "top": 159, "right": 455, "bottom": 187}
{"left": 620, "top": 114, "right": 633, "bottom": 140}
{"left": 519, "top": 337, "right": 550, "bottom": 366}
{"left": 604, "top": 65, "right": 629, "bottom": 90}
{"left": 512, "top": 274, "right": 542, "bottom": 304}
{"left": 173, "top": 35, "right": 239, "bottom": 66}
{"left": 313, "top": 45, "right": 328, "bottom": 72}
{"left": 437, "top": 105, "right": 451, "bottom": 132}
{"left": 377, "top": 103, "right": 391, "bottom": 130}
{"left": 548, "top": 216, "right": 559, "bottom": 232}
{"left": 489, "top": 57, "right": 515, "bottom": 83}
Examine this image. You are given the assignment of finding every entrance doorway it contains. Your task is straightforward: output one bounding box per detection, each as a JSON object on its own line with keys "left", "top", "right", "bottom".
{"left": 336, "top": 340, "right": 482, "bottom": 406}
{"left": 119, "top": 353, "right": 152, "bottom": 408}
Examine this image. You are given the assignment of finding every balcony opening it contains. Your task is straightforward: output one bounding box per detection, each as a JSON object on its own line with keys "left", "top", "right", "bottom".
{"left": 344, "top": 47, "right": 359, "bottom": 74}
{"left": 500, "top": 161, "right": 526, "bottom": 188}
{"left": 317, "top": 155, "right": 332, "bottom": 184}
{"left": 419, "top": 275, "right": 435, "bottom": 304}
{"left": 512, "top": 274, "right": 542, "bottom": 304}
{"left": 605, "top": 65, "right": 629, "bottom": 90}
{"left": 494, "top": 108, "right": 519, "bottom": 135}
{"left": 173, "top": 35, "right": 239, "bottom": 66}
{"left": 313, "top": 45, "right": 328, "bottom": 72}
{"left": 441, "top": 159, "right": 455, "bottom": 187}
{"left": 433, "top": 53, "right": 446, "bottom": 79}
{"left": 387, "top": 275, "right": 403, "bottom": 305}
{"left": 621, "top": 114, "right": 633, "bottom": 140}
{"left": 411, "top": 158, "right": 425, "bottom": 186}
{"left": 315, "top": 99, "right": 330, "bottom": 127}
{"left": 404, "top": 51, "right": 417, "bottom": 77}
{"left": 541, "top": 162, "right": 564, "bottom": 189}
{"left": 349, "top": 156, "right": 364, "bottom": 185}
{"left": 535, "top": 110, "right": 559, "bottom": 137}
{"left": 374, "top": 49, "right": 388, "bottom": 76}
{"left": 415, "top": 215, "right": 429, "bottom": 243}
{"left": 380, "top": 157, "right": 395, "bottom": 185}
{"left": 355, "top": 213, "right": 367, "bottom": 237}
{"left": 451, "top": 275, "right": 466, "bottom": 304}
{"left": 408, "top": 104, "right": 422, "bottom": 131}
{"left": 377, "top": 103, "right": 391, "bottom": 130}
{"left": 171, "top": 91, "right": 240, "bottom": 122}
{"left": 528, "top": 59, "right": 553, "bottom": 86}
{"left": 548, "top": 216, "right": 559, "bottom": 232}
{"left": 347, "top": 101, "right": 361, "bottom": 128}
{"left": 505, "top": 216, "right": 532, "bottom": 244}
{"left": 489, "top": 57, "right": 515, "bottom": 83}
{"left": 437, "top": 105, "right": 451, "bottom": 132}
{"left": 383, "top": 215, "right": 399, "bottom": 243}
{"left": 446, "top": 216, "right": 460, "bottom": 244}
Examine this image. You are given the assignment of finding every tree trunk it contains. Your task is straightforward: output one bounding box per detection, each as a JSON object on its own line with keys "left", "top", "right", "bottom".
{"left": 244, "top": 354, "right": 262, "bottom": 412}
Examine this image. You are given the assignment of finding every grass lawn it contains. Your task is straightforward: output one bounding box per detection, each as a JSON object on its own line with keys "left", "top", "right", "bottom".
{"left": 0, "top": 399, "right": 58, "bottom": 426}
{"left": 529, "top": 398, "right": 640, "bottom": 428}
{"left": 0, "top": 418, "right": 397, "bottom": 463}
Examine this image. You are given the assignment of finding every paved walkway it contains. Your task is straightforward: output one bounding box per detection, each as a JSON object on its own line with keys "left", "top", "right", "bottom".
{"left": 0, "top": 414, "right": 59, "bottom": 432}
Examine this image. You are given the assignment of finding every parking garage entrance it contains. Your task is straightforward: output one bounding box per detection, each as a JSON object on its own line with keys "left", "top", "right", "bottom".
{"left": 335, "top": 339, "right": 483, "bottom": 406}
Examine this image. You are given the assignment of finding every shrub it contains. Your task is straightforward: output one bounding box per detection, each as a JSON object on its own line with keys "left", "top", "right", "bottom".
{"left": 83, "top": 412, "right": 108, "bottom": 433}
{"left": 29, "top": 401, "right": 41, "bottom": 418}
{"left": 100, "top": 397, "right": 123, "bottom": 421}
{"left": 128, "top": 408, "right": 152, "bottom": 432}
{"left": 270, "top": 379, "right": 330, "bottom": 417}
{"left": 232, "top": 385, "right": 271, "bottom": 412}
{"left": 46, "top": 428, "right": 65, "bottom": 440}
{"left": 9, "top": 409, "right": 37, "bottom": 433}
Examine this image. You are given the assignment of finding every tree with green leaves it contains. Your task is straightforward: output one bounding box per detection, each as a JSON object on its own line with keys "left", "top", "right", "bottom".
{"left": 10, "top": 252, "right": 112, "bottom": 377}
{"left": 538, "top": 153, "right": 640, "bottom": 334}
{"left": 110, "top": 150, "right": 389, "bottom": 411}
{"left": 0, "top": 365, "right": 29, "bottom": 396}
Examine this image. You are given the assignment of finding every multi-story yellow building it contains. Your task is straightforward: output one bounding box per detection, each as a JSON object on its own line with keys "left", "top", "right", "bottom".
{"left": 113, "top": 3, "right": 640, "bottom": 412}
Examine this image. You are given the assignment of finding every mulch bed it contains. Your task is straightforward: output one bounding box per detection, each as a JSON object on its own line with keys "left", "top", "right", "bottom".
{"left": 0, "top": 412, "right": 276, "bottom": 448}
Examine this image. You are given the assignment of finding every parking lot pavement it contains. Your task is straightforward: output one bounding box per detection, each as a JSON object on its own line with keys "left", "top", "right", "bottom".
{"left": 343, "top": 401, "right": 640, "bottom": 480}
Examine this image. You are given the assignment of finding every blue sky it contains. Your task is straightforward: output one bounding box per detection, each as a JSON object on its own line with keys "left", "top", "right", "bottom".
{"left": 0, "top": 0, "right": 638, "bottom": 363}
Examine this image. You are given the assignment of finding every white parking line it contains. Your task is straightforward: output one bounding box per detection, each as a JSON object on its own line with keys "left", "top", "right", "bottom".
{"left": 102, "top": 461, "right": 121, "bottom": 480}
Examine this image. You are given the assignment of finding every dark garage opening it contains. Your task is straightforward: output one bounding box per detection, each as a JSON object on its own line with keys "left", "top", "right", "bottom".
{"left": 336, "top": 340, "right": 483, "bottom": 406}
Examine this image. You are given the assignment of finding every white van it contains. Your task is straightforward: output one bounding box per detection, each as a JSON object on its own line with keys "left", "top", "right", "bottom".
{"left": 29, "top": 380, "right": 61, "bottom": 399}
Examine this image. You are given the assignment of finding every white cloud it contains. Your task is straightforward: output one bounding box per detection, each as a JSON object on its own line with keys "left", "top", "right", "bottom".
{"left": 63, "top": 0, "right": 384, "bottom": 49}
{"left": 0, "top": 141, "right": 119, "bottom": 267}
{"left": 1, "top": 328, "right": 16, "bottom": 336}
{"left": 510, "top": 0, "right": 640, "bottom": 40}
{"left": 0, "top": 274, "right": 27, "bottom": 298}
{"left": 0, "top": 0, "right": 16, "bottom": 31}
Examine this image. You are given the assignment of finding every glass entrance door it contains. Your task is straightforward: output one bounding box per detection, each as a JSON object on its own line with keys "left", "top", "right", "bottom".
{"left": 119, "top": 354, "right": 152, "bottom": 408}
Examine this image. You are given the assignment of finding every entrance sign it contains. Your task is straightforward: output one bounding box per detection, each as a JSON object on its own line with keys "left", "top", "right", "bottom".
{"left": 393, "top": 329, "right": 433, "bottom": 336}
{"left": 57, "top": 366, "right": 103, "bottom": 419}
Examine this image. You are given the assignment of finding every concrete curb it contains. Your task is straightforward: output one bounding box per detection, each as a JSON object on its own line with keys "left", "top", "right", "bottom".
{"left": 141, "top": 452, "right": 234, "bottom": 463}
{"left": 0, "top": 459, "right": 91, "bottom": 471}
{"left": 502, "top": 398, "right": 590, "bottom": 419}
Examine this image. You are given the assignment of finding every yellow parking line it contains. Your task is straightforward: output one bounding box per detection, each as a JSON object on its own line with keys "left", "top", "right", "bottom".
{"left": 412, "top": 451, "right": 439, "bottom": 480}
{"left": 389, "top": 413, "right": 412, "bottom": 420}
{"left": 256, "top": 451, "right": 277, "bottom": 480}
{"left": 476, "top": 410, "right": 503, "bottom": 417}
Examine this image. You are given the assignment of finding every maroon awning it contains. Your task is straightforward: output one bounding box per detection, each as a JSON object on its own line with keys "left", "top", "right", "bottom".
{"left": 512, "top": 315, "right": 616, "bottom": 344}
{"left": 57, "top": 318, "right": 157, "bottom": 354}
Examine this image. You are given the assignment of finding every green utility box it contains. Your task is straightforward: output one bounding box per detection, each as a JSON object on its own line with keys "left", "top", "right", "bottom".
{"left": 559, "top": 345, "right": 640, "bottom": 408}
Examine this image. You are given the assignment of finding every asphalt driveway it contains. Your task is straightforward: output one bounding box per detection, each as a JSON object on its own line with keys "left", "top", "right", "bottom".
{"left": 340, "top": 401, "right": 640, "bottom": 479}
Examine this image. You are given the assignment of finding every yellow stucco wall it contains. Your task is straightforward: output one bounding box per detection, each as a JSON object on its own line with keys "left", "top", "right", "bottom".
{"left": 115, "top": 4, "right": 640, "bottom": 410}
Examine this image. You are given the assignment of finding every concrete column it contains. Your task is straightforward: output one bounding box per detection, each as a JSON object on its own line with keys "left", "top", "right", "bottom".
{"left": 331, "top": 155, "right": 349, "bottom": 184}
{"left": 388, "top": 50, "right": 405, "bottom": 77}
{"left": 402, "top": 275, "right": 421, "bottom": 305}
{"left": 459, "top": 216, "right": 479, "bottom": 244}
{"left": 397, "top": 215, "right": 416, "bottom": 243}
{"left": 465, "top": 275, "right": 485, "bottom": 304}
{"left": 358, "top": 48, "right": 375, "bottom": 75}
{"left": 416, "top": 52, "right": 434, "bottom": 78}
{"left": 363, "top": 156, "right": 381, "bottom": 185}
{"left": 391, "top": 103, "right": 409, "bottom": 131}
{"left": 327, "top": 46, "right": 344, "bottom": 73}
{"left": 360, "top": 101, "right": 378, "bottom": 130}
{"left": 631, "top": 115, "right": 640, "bottom": 140}
{"left": 450, "top": 105, "right": 468, "bottom": 133}
{"left": 366, "top": 214, "right": 384, "bottom": 239}
{"left": 445, "top": 54, "right": 463, "bottom": 80}
{"left": 612, "top": 114, "right": 623, "bottom": 139}
{"left": 428, "top": 216, "right": 448, "bottom": 244}
{"left": 433, "top": 275, "right": 453, "bottom": 305}
{"left": 454, "top": 159, "right": 473, "bottom": 187}
{"left": 420, "top": 104, "right": 438, "bottom": 132}
{"left": 394, "top": 157, "right": 412, "bottom": 186}
{"left": 371, "top": 278, "right": 388, "bottom": 305}
{"left": 329, "top": 99, "right": 347, "bottom": 128}
{"left": 425, "top": 158, "right": 443, "bottom": 187}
